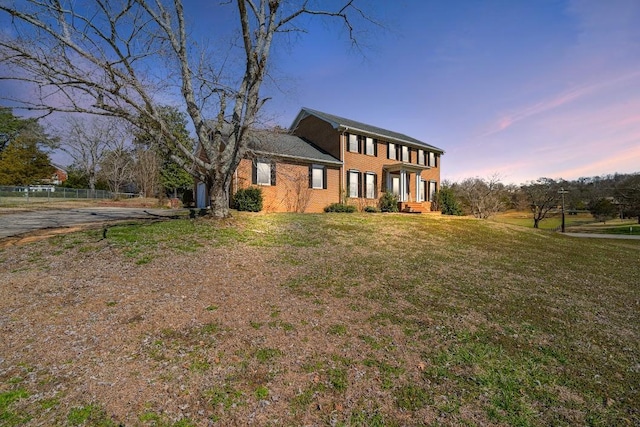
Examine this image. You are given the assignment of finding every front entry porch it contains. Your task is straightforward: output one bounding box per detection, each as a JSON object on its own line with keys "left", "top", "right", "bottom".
{"left": 383, "top": 163, "right": 434, "bottom": 213}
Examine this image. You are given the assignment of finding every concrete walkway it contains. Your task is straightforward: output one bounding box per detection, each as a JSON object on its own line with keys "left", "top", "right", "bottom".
{"left": 563, "top": 232, "right": 640, "bottom": 240}
{"left": 0, "top": 207, "right": 187, "bottom": 239}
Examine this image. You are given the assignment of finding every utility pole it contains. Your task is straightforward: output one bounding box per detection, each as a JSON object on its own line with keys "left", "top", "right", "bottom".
{"left": 558, "top": 187, "right": 569, "bottom": 233}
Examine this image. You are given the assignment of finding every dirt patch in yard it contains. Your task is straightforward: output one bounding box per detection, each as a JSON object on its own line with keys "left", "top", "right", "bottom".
{"left": 0, "top": 226, "right": 433, "bottom": 425}
{"left": 0, "top": 226, "right": 86, "bottom": 248}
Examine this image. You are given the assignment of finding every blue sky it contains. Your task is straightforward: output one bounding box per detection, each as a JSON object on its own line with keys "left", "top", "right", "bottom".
{"left": 3, "top": 0, "right": 639, "bottom": 185}
{"left": 250, "top": 0, "right": 640, "bottom": 184}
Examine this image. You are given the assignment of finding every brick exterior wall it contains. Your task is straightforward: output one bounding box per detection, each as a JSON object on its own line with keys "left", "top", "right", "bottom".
{"left": 233, "top": 158, "right": 340, "bottom": 213}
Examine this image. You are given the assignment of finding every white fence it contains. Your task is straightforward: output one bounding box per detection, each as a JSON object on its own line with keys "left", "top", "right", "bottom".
{"left": 0, "top": 185, "right": 136, "bottom": 201}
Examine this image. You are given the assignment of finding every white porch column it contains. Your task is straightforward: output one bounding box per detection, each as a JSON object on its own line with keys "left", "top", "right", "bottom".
{"left": 416, "top": 172, "right": 422, "bottom": 202}
{"left": 400, "top": 170, "right": 407, "bottom": 202}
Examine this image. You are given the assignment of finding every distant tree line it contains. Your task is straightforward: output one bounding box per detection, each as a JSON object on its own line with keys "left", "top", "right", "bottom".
{"left": 0, "top": 107, "right": 57, "bottom": 185}
{"left": 0, "top": 106, "right": 194, "bottom": 200}
{"left": 437, "top": 173, "right": 640, "bottom": 226}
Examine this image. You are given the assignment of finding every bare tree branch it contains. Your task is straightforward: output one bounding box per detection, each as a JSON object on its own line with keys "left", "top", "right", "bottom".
{"left": 0, "top": 0, "right": 375, "bottom": 216}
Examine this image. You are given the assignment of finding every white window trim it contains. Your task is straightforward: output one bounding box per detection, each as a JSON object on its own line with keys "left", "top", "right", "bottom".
{"left": 348, "top": 134, "right": 359, "bottom": 153}
{"left": 429, "top": 180, "right": 437, "bottom": 201}
{"left": 348, "top": 170, "right": 359, "bottom": 198}
{"left": 401, "top": 146, "right": 409, "bottom": 162}
{"left": 418, "top": 178, "right": 426, "bottom": 202}
{"left": 365, "top": 137, "right": 375, "bottom": 156}
{"left": 365, "top": 172, "right": 376, "bottom": 199}
{"left": 388, "top": 143, "right": 396, "bottom": 160}
{"left": 311, "top": 164, "right": 324, "bottom": 189}
{"left": 256, "top": 160, "right": 271, "bottom": 186}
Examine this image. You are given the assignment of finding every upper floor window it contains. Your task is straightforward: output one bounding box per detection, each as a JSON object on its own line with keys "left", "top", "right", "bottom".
{"left": 348, "top": 134, "right": 359, "bottom": 153}
{"left": 418, "top": 149, "right": 425, "bottom": 165}
{"left": 365, "top": 137, "right": 376, "bottom": 156}
{"left": 401, "top": 145, "right": 409, "bottom": 162}
{"left": 428, "top": 152, "right": 437, "bottom": 167}
{"left": 310, "top": 164, "right": 327, "bottom": 189}
{"left": 388, "top": 143, "right": 396, "bottom": 160}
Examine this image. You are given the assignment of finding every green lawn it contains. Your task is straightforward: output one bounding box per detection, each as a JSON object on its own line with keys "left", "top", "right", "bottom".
{"left": 491, "top": 210, "right": 595, "bottom": 230}
{"left": 1, "top": 212, "right": 638, "bottom": 426}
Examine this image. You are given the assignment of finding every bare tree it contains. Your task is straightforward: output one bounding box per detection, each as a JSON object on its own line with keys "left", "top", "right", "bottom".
{"left": 614, "top": 174, "right": 640, "bottom": 223}
{"left": 58, "top": 116, "right": 126, "bottom": 192}
{"left": 0, "top": 1, "right": 375, "bottom": 217}
{"left": 521, "top": 178, "right": 562, "bottom": 228}
{"left": 133, "top": 147, "right": 161, "bottom": 198}
{"left": 455, "top": 175, "right": 506, "bottom": 219}
{"left": 99, "top": 145, "right": 134, "bottom": 196}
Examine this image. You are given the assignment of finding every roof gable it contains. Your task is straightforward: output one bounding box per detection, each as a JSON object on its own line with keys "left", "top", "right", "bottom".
{"left": 290, "top": 107, "right": 444, "bottom": 153}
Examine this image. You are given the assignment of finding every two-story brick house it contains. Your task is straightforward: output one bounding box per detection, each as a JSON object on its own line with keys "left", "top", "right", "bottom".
{"left": 289, "top": 108, "right": 444, "bottom": 213}
{"left": 198, "top": 107, "right": 444, "bottom": 213}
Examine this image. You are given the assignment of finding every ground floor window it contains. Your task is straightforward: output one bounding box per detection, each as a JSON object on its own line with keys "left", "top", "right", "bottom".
{"left": 310, "top": 164, "right": 327, "bottom": 189}
{"left": 428, "top": 180, "right": 437, "bottom": 201}
{"left": 365, "top": 172, "right": 377, "bottom": 199}
{"left": 348, "top": 170, "right": 360, "bottom": 198}
{"left": 253, "top": 160, "right": 275, "bottom": 186}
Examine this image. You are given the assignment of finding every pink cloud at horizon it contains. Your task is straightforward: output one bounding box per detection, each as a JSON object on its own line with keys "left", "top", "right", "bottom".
{"left": 477, "top": 70, "right": 640, "bottom": 139}
{"left": 553, "top": 144, "right": 640, "bottom": 180}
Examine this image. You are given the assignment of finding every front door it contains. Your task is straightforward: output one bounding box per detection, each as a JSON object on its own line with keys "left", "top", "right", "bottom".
{"left": 196, "top": 182, "right": 207, "bottom": 208}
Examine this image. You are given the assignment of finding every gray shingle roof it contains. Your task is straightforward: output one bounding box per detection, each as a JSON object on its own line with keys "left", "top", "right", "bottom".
{"left": 247, "top": 129, "right": 342, "bottom": 165}
{"left": 291, "top": 107, "right": 444, "bottom": 153}
{"left": 203, "top": 121, "right": 342, "bottom": 165}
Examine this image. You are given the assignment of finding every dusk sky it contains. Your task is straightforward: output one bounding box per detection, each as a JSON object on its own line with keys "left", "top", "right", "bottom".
{"left": 3, "top": 0, "right": 639, "bottom": 185}
{"left": 251, "top": 0, "right": 640, "bottom": 184}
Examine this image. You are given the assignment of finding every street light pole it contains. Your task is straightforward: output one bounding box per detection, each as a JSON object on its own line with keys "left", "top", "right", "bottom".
{"left": 558, "top": 187, "right": 568, "bottom": 233}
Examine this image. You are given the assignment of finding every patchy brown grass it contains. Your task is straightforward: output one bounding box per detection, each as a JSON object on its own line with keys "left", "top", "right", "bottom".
{"left": 0, "top": 213, "right": 638, "bottom": 426}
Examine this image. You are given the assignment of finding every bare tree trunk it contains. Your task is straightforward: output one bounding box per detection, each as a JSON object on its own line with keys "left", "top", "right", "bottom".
{"left": 209, "top": 182, "right": 229, "bottom": 218}
{"left": 88, "top": 174, "right": 97, "bottom": 196}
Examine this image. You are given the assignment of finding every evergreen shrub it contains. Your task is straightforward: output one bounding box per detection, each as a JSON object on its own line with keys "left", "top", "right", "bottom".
{"left": 233, "top": 187, "right": 263, "bottom": 212}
